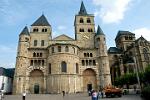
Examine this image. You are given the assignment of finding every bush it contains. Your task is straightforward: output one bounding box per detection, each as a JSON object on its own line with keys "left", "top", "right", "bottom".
{"left": 141, "top": 85, "right": 150, "bottom": 100}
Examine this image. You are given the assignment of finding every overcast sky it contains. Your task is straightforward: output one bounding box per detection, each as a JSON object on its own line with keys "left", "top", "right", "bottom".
{"left": 0, "top": 0, "right": 150, "bottom": 68}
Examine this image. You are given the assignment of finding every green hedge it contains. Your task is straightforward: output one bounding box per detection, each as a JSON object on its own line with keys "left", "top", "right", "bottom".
{"left": 141, "top": 85, "right": 150, "bottom": 100}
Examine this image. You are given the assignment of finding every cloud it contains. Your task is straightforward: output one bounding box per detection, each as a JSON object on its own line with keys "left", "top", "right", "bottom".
{"left": 133, "top": 28, "right": 150, "bottom": 40}
{"left": 93, "top": 0, "right": 133, "bottom": 24}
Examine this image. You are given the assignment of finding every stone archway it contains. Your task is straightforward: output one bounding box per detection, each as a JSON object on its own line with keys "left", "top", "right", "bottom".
{"left": 82, "top": 68, "right": 97, "bottom": 92}
{"left": 29, "top": 69, "right": 44, "bottom": 94}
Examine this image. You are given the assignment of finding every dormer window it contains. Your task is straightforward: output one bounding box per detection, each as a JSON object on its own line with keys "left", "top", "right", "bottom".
{"left": 87, "top": 18, "right": 91, "bottom": 23}
{"left": 80, "top": 18, "right": 84, "bottom": 23}
{"left": 33, "top": 28, "right": 38, "bottom": 32}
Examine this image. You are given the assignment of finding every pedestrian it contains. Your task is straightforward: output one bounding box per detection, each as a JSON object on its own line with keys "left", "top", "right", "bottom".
{"left": 62, "top": 91, "right": 65, "bottom": 97}
{"left": 91, "top": 90, "right": 98, "bottom": 100}
{"left": 101, "top": 90, "right": 104, "bottom": 98}
{"left": 22, "top": 91, "right": 26, "bottom": 100}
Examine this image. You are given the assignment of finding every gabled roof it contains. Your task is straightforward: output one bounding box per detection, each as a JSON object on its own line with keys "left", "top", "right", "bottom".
{"left": 78, "top": 1, "right": 88, "bottom": 15}
{"left": 135, "top": 36, "right": 149, "bottom": 43}
{"left": 115, "top": 30, "right": 135, "bottom": 41}
{"left": 31, "top": 14, "right": 50, "bottom": 26}
{"left": 108, "top": 47, "right": 122, "bottom": 54}
{"left": 20, "top": 26, "right": 29, "bottom": 36}
{"left": 53, "top": 34, "right": 74, "bottom": 40}
{"left": 96, "top": 25, "right": 104, "bottom": 35}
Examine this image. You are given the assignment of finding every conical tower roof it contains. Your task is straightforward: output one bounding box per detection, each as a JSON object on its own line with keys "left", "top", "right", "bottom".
{"left": 97, "top": 25, "right": 104, "bottom": 35}
{"left": 20, "top": 26, "right": 29, "bottom": 36}
{"left": 78, "top": 1, "right": 88, "bottom": 15}
{"left": 31, "top": 14, "right": 50, "bottom": 26}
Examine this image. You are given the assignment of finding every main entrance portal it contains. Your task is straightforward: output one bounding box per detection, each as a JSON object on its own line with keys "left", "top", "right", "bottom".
{"left": 83, "top": 68, "right": 97, "bottom": 92}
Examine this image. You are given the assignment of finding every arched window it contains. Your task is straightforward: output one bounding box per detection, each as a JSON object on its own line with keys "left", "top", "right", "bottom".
{"left": 93, "top": 60, "right": 96, "bottom": 66}
{"left": 52, "top": 47, "right": 54, "bottom": 53}
{"left": 96, "top": 38, "right": 100, "bottom": 42}
{"left": 58, "top": 46, "right": 61, "bottom": 52}
{"left": 49, "top": 63, "right": 51, "bottom": 74}
{"left": 61, "top": 61, "right": 67, "bottom": 72}
{"left": 82, "top": 60, "right": 85, "bottom": 66}
{"left": 79, "top": 28, "right": 84, "bottom": 32}
{"left": 86, "top": 60, "right": 88, "bottom": 66}
{"left": 33, "top": 52, "right": 36, "bottom": 57}
{"left": 72, "top": 47, "right": 75, "bottom": 53}
{"left": 76, "top": 63, "right": 79, "bottom": 73}
{"left": 41, "top": 40, "right": 44, "bottom": 46}
{"left": 80, "top": 18, "right": 84, "bottom": 23}
{"left": 88, "top": 28, "right": 93, "bottom": 32}
{"left": 37, "top": 53, "right": 39, "bottom": 57}
{"left": 33, "top": 28, "right": 38, "bottom": 32}
{"left": 143, "top": 48, "right": 149, "bottom": 60}
{"left": 30, "top": 60, "right": 33, "bottom": 66}
{"left": 40, "top": 53, "right": 42, "bottom": 57}
{"left": 42, "top": 60, "right": 44, "bottom": 66}
{"left": 84, "top": 53, "right": 87, "bottom": 57}
{"left": 34, "top": 40, "right": 37, "bottom": 46}
{"left": 87, "top": 53, "right": 89, "bottom": 57}
{"left": 89, "top": 60, "right": 92, "bottom": 66}
{"left": 87, "top": 18, "right": 91, "bottom": 23}
{"left": 90, "top": 53, "right": 93, "bottom": 57}
{"left": 65, "top": 46, "right": 69, "bottom": 52}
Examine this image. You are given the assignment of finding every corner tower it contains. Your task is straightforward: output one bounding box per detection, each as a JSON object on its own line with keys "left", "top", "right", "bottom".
{"left": 74, "top": 1, "right": 95, "bottom": 48}
{"left": 13, "top": 26, "right": 30, "bottom": 94}
{"left": 95, "top": 25, "right": 111, "bottom": 88}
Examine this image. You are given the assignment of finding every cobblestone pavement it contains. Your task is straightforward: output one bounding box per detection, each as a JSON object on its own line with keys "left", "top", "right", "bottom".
{"left": 3, "top": 93, "right": 143, "bottom": 100}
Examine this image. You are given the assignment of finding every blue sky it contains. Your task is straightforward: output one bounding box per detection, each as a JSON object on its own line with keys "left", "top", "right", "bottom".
{"left": 0, "top": 0, "right": 150, "bottom": 68}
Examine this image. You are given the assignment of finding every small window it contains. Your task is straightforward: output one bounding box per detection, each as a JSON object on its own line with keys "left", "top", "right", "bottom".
{"left": 84, "top": 53, "right": 87, "bottom": 57}
{"left": 34, "top": 40, "right": 37, "bottom": 46}
{"left": 82, "top": 60, "right": 85, "bottom": 66}
{"left": 80, "top": 18, "right": 84, "bottom": 23}
{"left": 87, "top": 53, "right": 89, "bottom": 57}
{"left": 40, "top": 53, "right": 42, "bottom": 57}
{"left": 30, "top": 60, "right": 33, "bottom": 66}
{"left": 33, "top": 28, "right": 38, "bottom": 32}
{"left": 76, "top": 63, "right": 79, "bottom": 73}
{"left": 42, "top": 28, "right": 47, "bottom": 32}
{"left": 33, "top": 52, "right": 36, "bottom": 57}
{"left": 52, "top": 47, "right": 54, "bottom": 53}
{"left": 97, "top": 38, "right": 100, "bottom": 42}
{"left": 79, "top": 28, "right": 84, "bottom": 32}
{"left": 88, "top": 29, "right": 93, "bottom": 32}
{"left": 125, "top": 36, "right": 128, "bottom": 40}
{"left": 49, "top": 63, "right": 51, "bottom": 74}
{"left": 89, "top": 60, "right": 92, "bottom": 66}
{"left": 42, "top": 60, "right": 44, "bottom": 66}
{"left": 93, "top": 60, "right": 96, "bottom": 66}
{"left": 87, "top": 18, "right": 91, "bottom": 23}
{"left": 41, "top": 40, "right": 44, "bottom": 46}
{"left": 86, "top": 60, "right": 88, "bottom": 66}
{"left": 65, "top": 46, "right": 69, "bottom": 52}
{"left": 61, "top": 61, "right": 67, "bottom": 72}
{"left": 58, "top": 46, "right": 61, "bottom": 52}
{"left": 72, "top": 47, "right": 75, "bottom": 54}
{"left": 37, "top": 53, "right": 39, "bottom": 57}
{"left": 90, "top": 53, "right": 93, "bottom": 57}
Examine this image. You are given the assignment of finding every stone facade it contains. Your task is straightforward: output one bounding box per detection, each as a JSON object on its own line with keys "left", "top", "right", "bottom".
{"left": 13, "top": 2, "right": 111, "bottom": 94}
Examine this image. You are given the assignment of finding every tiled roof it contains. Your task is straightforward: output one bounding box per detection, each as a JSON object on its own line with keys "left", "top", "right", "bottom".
{"left": 31, "top": 14, "right": 50, "bottom": 26}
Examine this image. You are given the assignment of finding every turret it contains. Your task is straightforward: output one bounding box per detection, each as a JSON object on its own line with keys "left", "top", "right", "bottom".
{"left": 95, "top": 25, "right": 111, "bottom": 88}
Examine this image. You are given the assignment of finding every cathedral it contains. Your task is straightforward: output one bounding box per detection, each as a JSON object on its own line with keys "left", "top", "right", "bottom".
{"left": 13, "top": 2, "right": 111, "bottom": 94}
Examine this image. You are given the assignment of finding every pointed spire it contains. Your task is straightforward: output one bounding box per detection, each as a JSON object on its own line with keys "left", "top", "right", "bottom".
{"left": 97, "top": 25, "right": 104, "bottom": 35}
{"left": 31, "top": 14, "right": 50, "bottom": 26}
{"left": 20, "top": 26, "right": 29, "bottom": 36}
{"left": 78, "top": 1, "right": 88, "bottom": 15}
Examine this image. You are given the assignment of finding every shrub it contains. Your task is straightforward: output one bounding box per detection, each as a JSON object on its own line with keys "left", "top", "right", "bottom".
{"left": 141, "top": 85, "right": 150, "bottom": 100}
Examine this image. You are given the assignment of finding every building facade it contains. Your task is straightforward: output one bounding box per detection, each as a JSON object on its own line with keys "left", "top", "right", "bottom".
{"left": 13, "top": 2, "right": 111, "bottom": 94}
{"left": 108, "top": 31, "right": 150, "bottom": 85}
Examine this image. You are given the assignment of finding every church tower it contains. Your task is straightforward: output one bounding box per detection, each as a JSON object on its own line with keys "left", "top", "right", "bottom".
{"left": 13, "top": 26, "right": 30, "bottom": 94}
{"left": 74, "top": 1, "right": 95, "bottom": 48}
{"left": 30, "top": 14, "right": 52, "bottom": 48}
{"left": 95, "top": 25, "right": 111, "bottom": 88}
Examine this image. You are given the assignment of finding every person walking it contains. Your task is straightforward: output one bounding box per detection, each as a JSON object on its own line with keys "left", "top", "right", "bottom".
{"left": 91, "top": 90, "right": 98, "bottom": 100}
{"left": 62, "top": 91, "right": 65, "bottom": 97}
{"left": 22, "top": 91, "right": 26, "bottom": 100}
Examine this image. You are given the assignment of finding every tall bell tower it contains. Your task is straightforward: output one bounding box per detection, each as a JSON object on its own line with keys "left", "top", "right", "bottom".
{"left": 74, "top": 1, "right": 95, "bottom": 48}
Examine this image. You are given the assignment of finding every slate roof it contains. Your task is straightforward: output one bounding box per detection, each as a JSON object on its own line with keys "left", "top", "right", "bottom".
{"left": 0, "top": 67, "right": 15, "bottom": 78}
{"left": 108, "top": 47, "right": 122, "bottom": 54}
{"left": 96, "top": 25, "right": 104, "bottom": 35}
{"left": 115, "top": 30, "right": 135, "bottom": 41}
{"left": 31, "top": 14, "right": 50, "bottom": 26}
{"left": 53, "top": 34, "right": 74, "bottom": 40}
{"left": 20, "top": 26, "right": 29, "bottom": 36}
{"left": 78, "top": 1, "right": 88, "bottom": 15}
